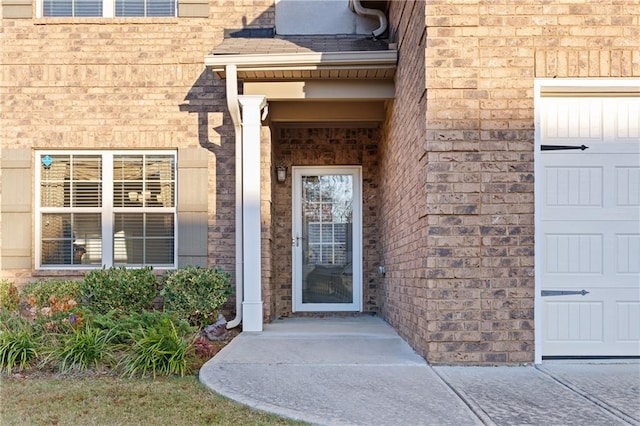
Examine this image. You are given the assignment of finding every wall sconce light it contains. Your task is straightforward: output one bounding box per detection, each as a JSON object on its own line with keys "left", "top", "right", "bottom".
{"left": 276, "top": 165, "right": 287, "bottom": 183}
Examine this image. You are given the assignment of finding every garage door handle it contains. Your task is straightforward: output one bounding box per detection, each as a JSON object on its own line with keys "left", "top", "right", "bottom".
{"left": 541, "top": 290, "right": 590, "bottom": 297}
{"left": 541, "top": 145, "right": 589, "bottom": 151}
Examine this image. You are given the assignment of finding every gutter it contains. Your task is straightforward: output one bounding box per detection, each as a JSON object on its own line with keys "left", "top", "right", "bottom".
{"left": 349, "top": 0, "right": 388, "bottom": 39}
{"left": 204, "top": 50, "right": 398, "bottom": 77}
{"left": 225, "top": 64, "right": 243, "bottom": 330}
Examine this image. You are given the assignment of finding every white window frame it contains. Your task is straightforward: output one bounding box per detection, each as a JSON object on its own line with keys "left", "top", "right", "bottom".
{"left": 35, "top": 0, "right": 178, "bottom": 18}
{"left": 35, "top": 150, "right": 178, "bottom": 270}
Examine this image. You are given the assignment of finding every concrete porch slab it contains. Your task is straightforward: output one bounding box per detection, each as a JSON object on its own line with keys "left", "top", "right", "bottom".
{"left": 199, "top": 316, "right": 482, "bottom": 425}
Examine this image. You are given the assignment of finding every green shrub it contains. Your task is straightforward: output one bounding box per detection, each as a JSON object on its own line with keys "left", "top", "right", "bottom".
{"left": 22, "top": 279, "right": 81, "bottom": 308}
{"left": 161, "top": 266, "right": 231, "bottom": 327}
{"left": 81, "top": 267, "right": 159, "bottom": 315}
{"left": 0, "top": 280, "right": 20, "bottom": 312}
{"left": 0, "top": 326, "right": 40, "bottom": 374}
{"left": 121, "top": 317, "right": 192, "bottom": 378}
{"left": 45, "top": 326, "right": 115, "bottom": 372}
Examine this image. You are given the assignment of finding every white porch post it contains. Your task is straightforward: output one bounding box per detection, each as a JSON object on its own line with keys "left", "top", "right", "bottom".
{"left": 238, "top": 95, "right": 267, "bottom": 332}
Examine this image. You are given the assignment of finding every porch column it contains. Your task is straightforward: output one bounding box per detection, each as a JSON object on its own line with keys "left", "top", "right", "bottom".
{"left": 238, "top": 95, "right": 267, "bottom": 332}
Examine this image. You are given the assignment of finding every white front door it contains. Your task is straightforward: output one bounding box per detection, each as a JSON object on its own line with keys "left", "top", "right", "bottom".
{"left": 538, "top": 92, "right": 640, "bottom": 357}
{"left": 292, "top": 166, "right": 362, "bottom": 312}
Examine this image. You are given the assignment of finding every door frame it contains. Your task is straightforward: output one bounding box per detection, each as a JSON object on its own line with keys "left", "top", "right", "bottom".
{"left": 291, "top": 166, "right": 363, "bottom": 312}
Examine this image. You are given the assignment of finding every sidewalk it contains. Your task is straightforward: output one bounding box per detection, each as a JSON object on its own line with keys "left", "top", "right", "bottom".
{"left": 199, "top": 316, "right": 640, "bottom": 426}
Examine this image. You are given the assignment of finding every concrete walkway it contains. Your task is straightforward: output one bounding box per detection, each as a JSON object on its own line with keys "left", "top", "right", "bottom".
{"left": 199, "top": 316, "right": 640, "bottom": 426}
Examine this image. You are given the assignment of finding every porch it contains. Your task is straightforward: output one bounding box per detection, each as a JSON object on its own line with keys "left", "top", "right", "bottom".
{"left": 199, "top": 315, "right": 640, "bottom": 425}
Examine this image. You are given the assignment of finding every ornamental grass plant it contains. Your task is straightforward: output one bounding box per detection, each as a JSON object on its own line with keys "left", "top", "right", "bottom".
{"left": 43, "top": 325, "right": 116, "bottom": 373}
{"left": 0, "top": 327, "right": 41, "bottom": 375}
{"left": 0, "top": 266, "right": 233, "bottom": 378}
{"left": 121, "top": 318, "right": 192, "bottom": 378}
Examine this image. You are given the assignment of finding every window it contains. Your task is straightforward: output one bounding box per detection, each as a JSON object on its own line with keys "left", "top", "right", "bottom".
{"left": 41, "top": 0, "right": 177, "bottom": 17}
{"left": 36, "top": 151, "right": 176, "bottom": 269}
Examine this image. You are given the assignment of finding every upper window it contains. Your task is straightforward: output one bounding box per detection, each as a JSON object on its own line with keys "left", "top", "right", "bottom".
{"left": 36, "top": 151, "right": 177, "bottom": 269}
{"left": 42, "top": 0, "right": 177, "bottom": 17}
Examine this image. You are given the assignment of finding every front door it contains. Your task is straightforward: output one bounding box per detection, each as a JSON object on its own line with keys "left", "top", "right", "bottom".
{"left": 292, "top": 166, "right": 362, "bottom": 312}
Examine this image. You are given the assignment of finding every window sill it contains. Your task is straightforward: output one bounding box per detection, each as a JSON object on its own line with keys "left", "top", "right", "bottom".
{"left": 33, "top": 267, "right": 176, "bottom": 277}
{"left": 34, "top": 17, "right": 179, "bottom": 25}
{"left": 33, "top": 269, "right": 88, "bottom": 278}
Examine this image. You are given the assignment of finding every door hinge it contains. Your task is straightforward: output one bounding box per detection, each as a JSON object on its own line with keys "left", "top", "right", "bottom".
{"left": 541, "top": 290, "right": 590, "bottom": 297}
{"left": 541, "top": 145, "right": 589, "bottom": 151}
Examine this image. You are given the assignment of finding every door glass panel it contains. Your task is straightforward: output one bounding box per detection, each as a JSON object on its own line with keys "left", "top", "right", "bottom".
{"left": 302, "top": 175, "right": 353, "bottom": 304}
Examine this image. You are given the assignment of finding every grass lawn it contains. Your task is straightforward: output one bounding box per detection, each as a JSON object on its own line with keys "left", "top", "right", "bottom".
{"left": 0, "top": 375, "right": 306, "bottom": 425}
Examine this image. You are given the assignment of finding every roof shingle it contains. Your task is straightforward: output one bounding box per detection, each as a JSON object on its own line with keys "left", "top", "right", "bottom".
{"left": 210, "top": 35, "right": 390, "bottom": 56}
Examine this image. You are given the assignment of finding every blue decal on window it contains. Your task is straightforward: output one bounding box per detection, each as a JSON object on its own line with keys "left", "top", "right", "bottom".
{"left": 42, "top": 155, "right": 53, "bottom": 168}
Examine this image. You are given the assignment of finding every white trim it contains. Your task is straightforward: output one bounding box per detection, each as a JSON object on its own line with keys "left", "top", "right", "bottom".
{"left": 243, "top": 80, "right": 395, "bottom": 101}
{"left": 292, "top": 166, "right": 363, "bottom": 313}
{"left": 34, "top": 150, "right": 177, "bottom": 270}
{"left": 103, "top": 0, "right": 114, "bottom": 17}
{"left": 205, "top": 50, "right": 398, "bottom": 72}
{"left": 533, "top": 77, "right": 640, "bottom": 363}
{"left": 102, "top": 154, "right": 114, "bottom": 266}
{"left": 533, "top": 79, "right": 544, "bottom": 365}
{"left": 238, "top": 95, "right": 267, "bottom": 332}
{"left": 537, "top": 77, "right": 640, "bottom": 96}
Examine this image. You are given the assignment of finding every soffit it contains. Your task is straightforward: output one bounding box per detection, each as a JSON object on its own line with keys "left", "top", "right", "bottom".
{"left": 267, "top": 100, "right": 386, "bottom": 123}
{"left": 205, "top": 36, "right": 397, "bottom": 81}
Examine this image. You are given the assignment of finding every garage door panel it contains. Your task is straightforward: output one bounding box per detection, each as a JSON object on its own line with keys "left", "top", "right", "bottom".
{"left": 542, "top": 224, "right": 639, "bottom": 287}
{"left": 613, "top": 98, "right": 640, "bottom": 140}
{"left": 541, "top": 97, "right": 640, "bottom": 144}
{"left": 541, "top": 98, "right": 605, "bottom": 142}
{"left": 545, "top": 300, "right": 604, "bottom": 342}
{"left": 539, "top": 92, "right": 640, "bottom": 357}
{"left": 616, "top": 234, "right": 640, "bottom": 274}
{"left": 542, "top": 288, "right": 640, "bottom": 356}
{"left": 544, "top": 233, "right": 603, "bottom": 274}
{"left": 545, "top": 166, "right": 603, "bottom": 207}
{"left": 616, "top": 166, "right": 640, "bottom": 206}
{"left": 617, "top": 301, "right": 640, "bottom": 342}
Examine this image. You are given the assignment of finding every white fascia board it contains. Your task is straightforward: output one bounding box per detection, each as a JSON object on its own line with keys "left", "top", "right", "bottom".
{"left": 204, "top": 50, "right": 398, "bottom": 72}
{"left": 244, "top": 80, "right": 395, "bottom": 100}
{"left": 537, "top": 77, "right": 640, "bottom": 95}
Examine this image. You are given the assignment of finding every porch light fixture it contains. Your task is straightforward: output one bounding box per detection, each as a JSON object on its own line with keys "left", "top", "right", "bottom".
{"left": 276, "top": 165, "right": 287, "bottom": 183}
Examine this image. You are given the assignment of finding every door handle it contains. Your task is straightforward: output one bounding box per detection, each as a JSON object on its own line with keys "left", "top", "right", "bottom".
{"left": 292, "top": 235, "right": 303, "bottom": 247}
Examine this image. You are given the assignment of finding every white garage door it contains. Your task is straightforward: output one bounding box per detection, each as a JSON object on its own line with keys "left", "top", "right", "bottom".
{"left": 539, "top": 93, "right": 640, "bottom": 357}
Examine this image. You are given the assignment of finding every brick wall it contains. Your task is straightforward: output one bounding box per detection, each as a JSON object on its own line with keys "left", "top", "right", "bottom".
{"left": 379, "top": 0, "right": 429, "bottom": 359}
{"left": 382, "top": 0, "right": 640, "bottom": 364}
{"left": 0, "top": 0, "right": 275, "bottom": 283}
{"left": 271, "top": 127, "right": 381, "bottom": 318}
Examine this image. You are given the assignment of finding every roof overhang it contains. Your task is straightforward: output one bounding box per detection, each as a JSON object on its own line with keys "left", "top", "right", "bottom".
{"left": 204, "top": 50, "right": 398, "bottom": 81}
